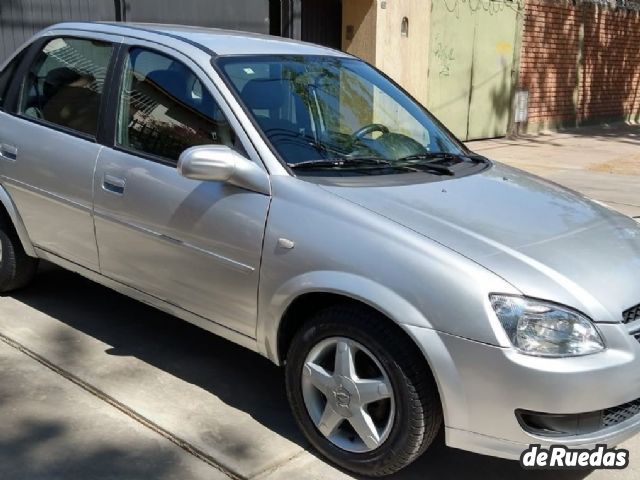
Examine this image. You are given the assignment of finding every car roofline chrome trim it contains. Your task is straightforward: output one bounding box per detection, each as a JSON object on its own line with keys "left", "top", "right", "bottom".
{"left": 97, "top": 22, "right": 219, "bottom": 57}
{"left": 45, "top": 23, "right": 218, "bottom": 58}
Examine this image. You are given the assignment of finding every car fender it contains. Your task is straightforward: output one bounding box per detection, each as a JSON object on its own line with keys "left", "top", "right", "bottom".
{"left": 402, "top": 324, "right": 473, "bottom": 433}
{"left": 259, "top": 270, "right": 435, "bottom": 363}
{"left": 259, "top": 270, "right": 470, "bottom": 431}
{"left": 0, "top": 183, "right": 36, "bottom": 257}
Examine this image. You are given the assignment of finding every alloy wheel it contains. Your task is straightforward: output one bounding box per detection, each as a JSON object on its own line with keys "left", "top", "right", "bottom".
{"left": 301, "top": 336, "right": 395, "bottom": 453}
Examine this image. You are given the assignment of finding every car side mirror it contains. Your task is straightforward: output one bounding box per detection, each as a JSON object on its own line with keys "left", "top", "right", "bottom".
{"left": 178, "top": 145, "right": 270, "bottom": 195}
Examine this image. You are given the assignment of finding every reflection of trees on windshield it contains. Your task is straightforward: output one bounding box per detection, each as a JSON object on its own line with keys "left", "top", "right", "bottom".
{"left": 282, "top": 57, "right": 375, "bottom": 135}
{"left": 282, "top": 59, "right": 428, "bottom": 161}
{"left": 219, "top": 55, "right": 465, "bottom": 167}
{"left": 285, "top": 59, "right": 426, "bottom": 142}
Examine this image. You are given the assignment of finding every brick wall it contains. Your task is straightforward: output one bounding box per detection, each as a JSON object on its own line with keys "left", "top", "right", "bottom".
{"left": 518, "top": 0, "right": 640, "bottom": 130}
{"left": 519, "top": 0, "right": 581, "bottom": 124}
{"left": 581, "top": 5, "right": 640, "bottom": 121}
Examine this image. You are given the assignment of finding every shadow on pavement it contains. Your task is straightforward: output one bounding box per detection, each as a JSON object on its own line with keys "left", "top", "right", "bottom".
{"left": 0, "top": 419, "right": 187, "bottom": 480}
{"left": 469, "top": 123, "right": 640, "bottom": 151}
{"left": 11, "top": 263, "right": 592, "bottom": 480}
{"left": 12, "top": 262, "right": 304, "bottom": 443}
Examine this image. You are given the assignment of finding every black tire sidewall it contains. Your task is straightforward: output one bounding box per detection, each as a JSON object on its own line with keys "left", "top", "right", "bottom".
{"left": 286, "top": 317, "right": 427, "bottom": 474}
{"left": 0, "top": 228, "right": 17, "bottom": 291}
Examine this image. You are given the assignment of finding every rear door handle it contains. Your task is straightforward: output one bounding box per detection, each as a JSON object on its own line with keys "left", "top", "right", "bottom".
{"left": 103, "top": 174, "right": 126, "bottom": 195}
{"left": 0, "top": 144, "right": 18, "bottom": 161}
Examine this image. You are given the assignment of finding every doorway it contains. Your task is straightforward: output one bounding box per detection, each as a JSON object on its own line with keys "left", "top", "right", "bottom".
{"left": 301, "top": 0, "right": 342, "bottom": 49}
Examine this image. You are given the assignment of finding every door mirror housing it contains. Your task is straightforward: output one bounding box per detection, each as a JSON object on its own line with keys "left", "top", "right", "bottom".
{"left": 178, "top": 145, "right": 270, "bottom": 195}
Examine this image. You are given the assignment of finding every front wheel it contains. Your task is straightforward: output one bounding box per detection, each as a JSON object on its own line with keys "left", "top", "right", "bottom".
{"left": 285, "top": 305, "right": 442, "bottom": 476}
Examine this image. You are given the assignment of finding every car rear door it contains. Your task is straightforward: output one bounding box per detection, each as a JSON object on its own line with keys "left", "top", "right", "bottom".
{"left": 0, "top": 31, "right": 121, "bottom": 270}
{"left": 93, "top": 40, "right": 271, "bottom": 338}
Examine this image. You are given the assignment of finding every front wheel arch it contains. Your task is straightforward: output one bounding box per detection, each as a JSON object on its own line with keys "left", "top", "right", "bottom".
{"left": 278, "top": 292, "right": 426, "bottom": 366}
{"left": 277, "top": 293, "right": 443, "bottom": 414}
{"left": 273, "top": 287, "right": 470, "bottom": 436}
{"left": 265, "top": 271, "right": 436, "bottom": 366}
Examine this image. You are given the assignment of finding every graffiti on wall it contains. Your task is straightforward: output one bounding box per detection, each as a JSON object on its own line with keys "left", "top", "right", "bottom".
{"left": 433, "top": 34, "right": 455, "bottom": 77}
{"left": 441, "top": 0, "right": 523, "bottom": 18}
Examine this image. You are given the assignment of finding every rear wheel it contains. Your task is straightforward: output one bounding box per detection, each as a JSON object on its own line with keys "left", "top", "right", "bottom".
{"left": 285, "top": 304, "right": 442, "bottom": 476}
{"left": 0, "top": 220, "right": 38, "bottom": 293}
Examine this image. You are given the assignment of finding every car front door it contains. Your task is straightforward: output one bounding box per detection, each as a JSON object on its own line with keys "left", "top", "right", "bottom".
{"left": 93, "top": 43, "right": 271, "bottom": 338}
{"left": 0, "top": 33, "right": 119, "bottom": 269}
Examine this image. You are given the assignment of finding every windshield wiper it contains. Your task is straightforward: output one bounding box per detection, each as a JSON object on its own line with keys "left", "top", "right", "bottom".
{"left": 394, "top": 152, "right": 487, "bottom": 175}
{"left": 394, "top": 155, "right": 454, "bottom": 175}
{"left": 398, "top": 152, "right": 488, "bottom": 164}
{"left": 288, "top": 152, "right": 487, "bottom": 174}
{"left": 288, "top": 157, "right": 393, "bottom": 170}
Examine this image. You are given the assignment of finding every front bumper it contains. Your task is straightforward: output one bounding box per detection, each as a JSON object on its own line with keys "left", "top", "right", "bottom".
{"left": 405, "top": 323, "right": 640, "bottom": 460}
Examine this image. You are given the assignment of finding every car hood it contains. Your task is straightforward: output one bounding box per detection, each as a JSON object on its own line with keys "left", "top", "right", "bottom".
{"left": 319, "top": 163, "right": 640, "bottom": 322}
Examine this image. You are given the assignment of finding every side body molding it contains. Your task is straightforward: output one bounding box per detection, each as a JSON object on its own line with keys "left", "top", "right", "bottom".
{"left": 0, "top": 183, "right": 37, "bottom": 257}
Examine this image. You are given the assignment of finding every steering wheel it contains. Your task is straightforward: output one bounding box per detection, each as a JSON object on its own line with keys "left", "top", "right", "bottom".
{"left": 352, "top": 123, "right": 389, "bottom": 141}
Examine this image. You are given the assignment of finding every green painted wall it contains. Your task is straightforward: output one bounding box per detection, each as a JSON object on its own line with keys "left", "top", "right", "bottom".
{"left": 427, "top": 0, "right": 520, "bottom": 140}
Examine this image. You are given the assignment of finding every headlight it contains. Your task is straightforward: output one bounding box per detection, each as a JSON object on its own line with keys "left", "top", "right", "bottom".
{"left": 489, "top": 295, "right": 605, "bottom": 357}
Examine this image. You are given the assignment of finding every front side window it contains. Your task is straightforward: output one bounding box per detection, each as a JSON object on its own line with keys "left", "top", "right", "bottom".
{"left": 19, "top": 37, "right": 113, "bottom": 137}
{"left": 116, "top": 48, "right": 236, "bottom": 164}
{"left": 219, "top": 55, "right": 474, "bottom": 176}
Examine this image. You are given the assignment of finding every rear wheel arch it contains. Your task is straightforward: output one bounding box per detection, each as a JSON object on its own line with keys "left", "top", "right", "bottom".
{"left": 0, "top": 184, "right": 36, "bottom": 257}
{"left": 0, "top": 185, "right": 39, "bottom": 291}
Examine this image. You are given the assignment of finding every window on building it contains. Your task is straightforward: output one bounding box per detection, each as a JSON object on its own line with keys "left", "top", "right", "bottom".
{"left": 116, "top": 48, "right": 236, "bottom": 164}
{"left": 19, "top": 37, "right": 113, "bottom": 137}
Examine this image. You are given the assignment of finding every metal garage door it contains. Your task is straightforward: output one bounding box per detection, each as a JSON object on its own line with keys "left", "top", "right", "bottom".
{"left": 0, "top": 0, "right": 274, "bottom": 65}
{"left": 0, "top": 0, "right": 115, "bottom": 61}
{"left": 122, "top": 0, "right": 270, "bottom": 34}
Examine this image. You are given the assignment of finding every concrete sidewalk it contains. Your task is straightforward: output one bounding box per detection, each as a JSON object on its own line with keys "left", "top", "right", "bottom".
{"left": 467, "top": 123, "right": 640, "bottom": 219}
{"left": 0, "top": 337, "right": 230, "bottom": 480}
{"left": 1, "top": 264, "right": 640, "bottom": 480}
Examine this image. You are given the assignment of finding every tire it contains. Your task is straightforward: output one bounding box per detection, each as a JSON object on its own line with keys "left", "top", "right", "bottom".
{"left": 0, "top": 218, "right": 38, "bottom": 293}
{"left": 285, "top": 304, "right": 442, "bottom": 477}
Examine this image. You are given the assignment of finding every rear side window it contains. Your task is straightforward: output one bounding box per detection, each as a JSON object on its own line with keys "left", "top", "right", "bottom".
{"left": 0, "top": 50, "right": 26, "bottom": 111}
{"left": 19, "top": 37, "right": 113, "bottom": 137}
{"left": 116, "top": 47, "right": 236, "bottom": 164}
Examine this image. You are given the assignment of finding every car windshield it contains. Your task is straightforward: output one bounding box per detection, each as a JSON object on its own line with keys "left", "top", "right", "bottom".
{"left": 217, "top": 55, "right": 472, "bottom": 176}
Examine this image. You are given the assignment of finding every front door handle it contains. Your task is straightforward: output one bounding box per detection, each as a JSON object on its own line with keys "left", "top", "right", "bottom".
{"left": 0, "top": 144, "right": 18, "bottom": 161}
{"left": 103, "top": 174, "right": 126, "bottom": 195}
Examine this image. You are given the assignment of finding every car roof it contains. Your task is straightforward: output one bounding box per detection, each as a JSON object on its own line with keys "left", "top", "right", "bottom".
{"left": 44, "top": 22, "right": 351, "bottom": 58}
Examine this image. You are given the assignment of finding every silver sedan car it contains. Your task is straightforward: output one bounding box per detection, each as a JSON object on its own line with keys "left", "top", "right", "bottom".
{"left": 1, "top": 22, "right": 640, "bottom": 476}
